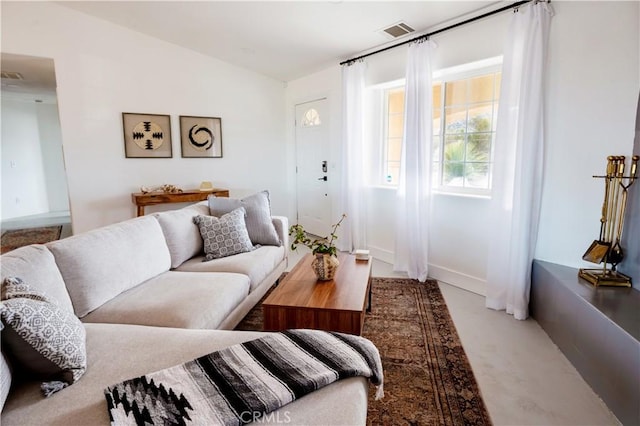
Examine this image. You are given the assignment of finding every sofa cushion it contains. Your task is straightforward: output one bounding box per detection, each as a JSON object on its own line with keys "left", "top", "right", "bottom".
{"left": 47, "top": 215, "right": 171, "bottom": 318}
{"left": 0, "top": 277, "right": 86, "bottom": 397}
{"left": 81, "top": 271, "right": 250, "bottom": 330}
{"left": 194, "top": 208, "right": 254, "bottom": 260}
{"left": 0, "top": 323, "right": 368, "bottom": 425}
{"left": 176, "top": 245, "right": 286, "bottom": 292}
{"left": 154, "top": 202, "right": 210, "bottom": 268}
{"left": 209, "top": 191, "right": 281, "bottom": 246}
{"left": 0, "top": 245, "right": 73, "bottom": 313}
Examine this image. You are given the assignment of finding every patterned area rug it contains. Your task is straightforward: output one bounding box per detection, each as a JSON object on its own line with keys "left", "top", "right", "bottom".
{"left": 236, "top": 276, "right": 492, "bottom": 425}
{"left": 0, "top": 226, "right": 63, "bottom": 254}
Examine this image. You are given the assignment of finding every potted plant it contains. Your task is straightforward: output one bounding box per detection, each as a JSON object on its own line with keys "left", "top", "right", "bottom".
{"left": 289, "top": 214, "right": 346, "bottom": 280}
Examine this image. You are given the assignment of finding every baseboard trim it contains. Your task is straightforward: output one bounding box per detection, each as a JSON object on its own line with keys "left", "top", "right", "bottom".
{"left": 428, "top": 263, "right": 486, "bottom": 296}
{"left": 367, "top": 246, "right": 486, "bottom": 296}
{"left": 368, "top": 245, "right": 394, "bottom": 264}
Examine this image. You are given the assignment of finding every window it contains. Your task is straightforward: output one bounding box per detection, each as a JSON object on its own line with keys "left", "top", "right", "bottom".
{"left": 380, "top": 60, "right": 501, "bottom": 195}
{"left": 302, "top": 108, "right": 321, "bottom": 127}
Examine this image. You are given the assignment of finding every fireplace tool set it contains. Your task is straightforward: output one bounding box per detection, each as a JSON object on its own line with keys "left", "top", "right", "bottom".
{"left": 579, "top": 155, "right": 638, "bottom": 287}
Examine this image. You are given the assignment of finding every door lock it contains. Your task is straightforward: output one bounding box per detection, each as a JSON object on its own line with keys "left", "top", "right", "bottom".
{"left": 322, "top": 161, "right": 328, "bottom": 173}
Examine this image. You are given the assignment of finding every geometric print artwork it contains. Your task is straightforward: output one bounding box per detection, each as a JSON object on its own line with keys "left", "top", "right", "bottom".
{"left": 193, "top": 208, "right": 254, "bottom": 261}
{"left": 132, "top": 121, "right": 164, "bottom": 150}
{"left": 105, "top": 329, "right": 384, "bottom": 425}
{"left": 0, "top": 276, "right": 87, "bottom": 397}
{"left": 122, "top": 113, "right": 172, "bottom": 158}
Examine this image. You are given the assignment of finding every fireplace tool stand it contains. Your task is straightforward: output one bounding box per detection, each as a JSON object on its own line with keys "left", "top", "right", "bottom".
{"left": 579, "top": 155, "right": 638, "bottom": 287}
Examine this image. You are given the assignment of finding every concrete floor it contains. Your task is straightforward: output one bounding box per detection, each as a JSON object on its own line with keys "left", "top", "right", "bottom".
{"left": 288, "top": 249, "right": 620, "bottom": 426}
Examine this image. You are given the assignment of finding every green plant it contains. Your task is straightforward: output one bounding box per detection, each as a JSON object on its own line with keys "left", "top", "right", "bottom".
{"left": 289, "top": 214, "right": 346, "bottom": 256}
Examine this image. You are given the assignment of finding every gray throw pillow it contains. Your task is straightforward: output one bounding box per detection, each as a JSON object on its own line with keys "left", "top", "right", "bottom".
{"left": 208, "top": 190, "right": 281, "bottom": 246}
{"left": 193, "top": 208, "right": 254, "bottom": 260}
{"left": 0, "top": 277, "right": 87, "bottom": 397}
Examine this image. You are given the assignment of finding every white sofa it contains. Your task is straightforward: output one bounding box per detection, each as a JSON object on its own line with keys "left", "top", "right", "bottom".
{"left": 0, "top": 202, "right": 368, "bottom": 425}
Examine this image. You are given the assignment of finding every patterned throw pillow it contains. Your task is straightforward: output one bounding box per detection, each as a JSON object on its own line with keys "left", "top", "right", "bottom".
{"left": 193, "top": 208, "right": 254, "bottom": 261}
{"left": 208, "top": 190, "right": 281, "bottom": 246}
{"left": 0, "top": 277, "right": 87, "bottom": 397}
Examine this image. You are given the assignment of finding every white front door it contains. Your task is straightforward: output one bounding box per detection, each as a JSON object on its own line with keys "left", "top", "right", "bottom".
{"left": 295, "top": 98, "right": 331, "bottom": 237}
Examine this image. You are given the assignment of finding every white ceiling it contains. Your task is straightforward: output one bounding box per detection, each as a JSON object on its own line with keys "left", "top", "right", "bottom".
{"left": 57, "top": 1, "right": 499, "bottom": 82}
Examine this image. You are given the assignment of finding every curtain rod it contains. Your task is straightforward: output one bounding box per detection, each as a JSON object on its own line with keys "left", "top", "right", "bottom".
{"left": 340, "top": 0, "right": 533, "bottom": 66}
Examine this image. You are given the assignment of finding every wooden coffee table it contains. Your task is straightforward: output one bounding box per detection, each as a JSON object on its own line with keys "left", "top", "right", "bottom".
{"left": 262, "top": 252, "right": 372, "bottom": 335}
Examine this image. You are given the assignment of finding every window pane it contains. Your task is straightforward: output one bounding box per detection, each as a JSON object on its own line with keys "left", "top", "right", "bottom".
{"left": 444, "top": 106, "right": 466, "bottom": 134}
{"left": 445, "top": 79, "right": 467, "bottom": 106}
{"left": 386, "top": 162, "right": 400, "bottom": 185}
{"left": 388, "top": 114, "right": 404, "bottom": 138}
{"left": 433, "top": 83, "right": 442, "bottom": 111}
{"left": 443, "top": 161, "right": 465, "bottom": 186}
{"left": 469, "top": 75, "right": 495, "bottom": 103}
{"left": 466, "top": 133, "right": 491, "bottom": 162}
{"left": 464, "top": 163, "right": 490, "bottom": 189}
{"left": 302, "top": 108, "right": 321, "bottom": 126}
{"left": 444, "top": 134, "right": 465, "bottom": 162}
{"left": 467, "top": 103, "right": 493, "bottom": 132}
{"left": 432, "top": 84, "right": 442, "bottom": 135}
{"left": 388, "top": 89, "right": 404, "bottom": 114}
{"left": 494, "top": 72, "right": 502, "bottom": 100}
{"left": 388, "top": 137, "right": 402, "bottom": 162}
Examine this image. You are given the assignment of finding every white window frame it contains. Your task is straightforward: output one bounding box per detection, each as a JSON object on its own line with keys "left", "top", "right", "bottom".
{"left": 373, "top": 57, "right": 503, "bottom": 197}
{"left": 432, "top": 56, "right": 502, "bottom": 197}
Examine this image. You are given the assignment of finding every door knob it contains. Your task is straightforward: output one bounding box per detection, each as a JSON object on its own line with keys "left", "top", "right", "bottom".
{"left": 318, "top": 176, "right": 327, "bottom": 181}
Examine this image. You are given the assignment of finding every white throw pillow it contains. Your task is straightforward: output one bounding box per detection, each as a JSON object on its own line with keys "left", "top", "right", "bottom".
{"left": 208, "top": 190, "right": 281, "bottom": 246}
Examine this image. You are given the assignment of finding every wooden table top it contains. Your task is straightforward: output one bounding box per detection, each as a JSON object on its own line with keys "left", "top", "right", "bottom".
{"left": 263, "top": 252, "right": 372, "bottom": 312}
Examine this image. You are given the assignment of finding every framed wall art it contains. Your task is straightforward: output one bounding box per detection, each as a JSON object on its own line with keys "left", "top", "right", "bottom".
{"left": 179, "top": 115, "right": 223, "bottom": 158}
{"left": 122, "top": 113, "right": 172, "bottom": 158}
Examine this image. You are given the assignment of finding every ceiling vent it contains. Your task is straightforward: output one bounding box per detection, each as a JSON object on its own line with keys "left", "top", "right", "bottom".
{"left": 1, "top": 71, "right": 24, "bottom": 80}
{"left": 381, "top": 22, "right": 415, "bottom": 39}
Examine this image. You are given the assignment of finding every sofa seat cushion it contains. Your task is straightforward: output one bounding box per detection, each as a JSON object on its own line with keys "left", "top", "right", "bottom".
{"left": 0, "top": 245, "right": 73, "bottom": 313}
{"left": 1, "top": 323, "right": 368, "bottom": 426}
{"left": 81, "top": 271, "right": 250, "bottom": 330}
{"left": 175, "top": 245, "right": 285, "bottom": 292}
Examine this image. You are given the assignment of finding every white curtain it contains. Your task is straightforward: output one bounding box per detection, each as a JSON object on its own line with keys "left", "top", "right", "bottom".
{"left": 340, "top": 60, "right": 367, "bottom": 252}
{"left": 393, "top": 40, "right": 436, "bottom": 282}
{"left": 486, "top": 1, "right": 554, "bottom": 320}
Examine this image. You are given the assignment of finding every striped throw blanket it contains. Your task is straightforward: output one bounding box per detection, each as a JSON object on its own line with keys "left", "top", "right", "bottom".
{"left": 105, "top": 329, "right": 384, "bottom": 425}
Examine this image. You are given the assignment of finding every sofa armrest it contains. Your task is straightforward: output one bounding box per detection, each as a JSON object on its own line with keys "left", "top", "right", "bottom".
{"left": 271, "top": 216, "right": 289, "bottom": 253}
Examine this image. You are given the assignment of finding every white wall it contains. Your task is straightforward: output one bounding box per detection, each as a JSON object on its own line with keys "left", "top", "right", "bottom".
{"left": 536, "top": 1, "right": 639, "bottom": 269}
{"left": 2, "top": 2, "right": 287, "bottom": 233}
{"left": 1, "top": 98, "right": 50, "bottom": 219}
{"left": 286, "top": 2, "right": 639, "bottom": 294}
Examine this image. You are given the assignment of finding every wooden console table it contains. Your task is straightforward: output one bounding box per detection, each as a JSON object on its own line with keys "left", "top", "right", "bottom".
{"left": 131, "top": 188, "right": 229, "bottom": 216}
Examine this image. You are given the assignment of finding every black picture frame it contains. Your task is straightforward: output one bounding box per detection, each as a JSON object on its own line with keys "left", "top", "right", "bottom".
{"left": 179, "top": 115, "right": 223, "bottom": 158}
{"left": 122, "top": 112, "right": 172, "bottom": 158}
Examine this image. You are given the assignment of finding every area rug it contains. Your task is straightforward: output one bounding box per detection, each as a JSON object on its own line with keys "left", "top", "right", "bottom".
{"left": 0, "top": 226, "right": 63, "bottom": 254}
{"left": 236, "top": 276, "right": 492, "bottom": 426}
